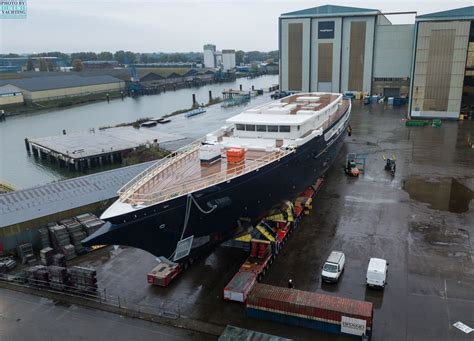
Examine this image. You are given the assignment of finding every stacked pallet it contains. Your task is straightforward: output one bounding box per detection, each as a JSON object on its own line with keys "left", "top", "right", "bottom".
{"left": 26, "top": 265, "right": 50, "bottom": 287}
{"left": 49, "top": 225, "right": 76, "bottom": 261}
{"left": 62, "top": 245, "right": 76, "bottom": 261}
{"left": 39, "top": 247, "right": 55, "bottom": 266}
{"left": 49, "top": 225, "right": 70, "bottom": 249}
{"left": 52, "top": 254, "right": 66, "bottom": 267}
{"left": 68, "top": 266, "right": 98, "bottom": 294}
{"left": 17, "top": 243, "right": 36, "bottom": 265}
{"left": 38, "top": 228, "right": 51, "bottom": 249}
{"left": 48, "top": 266, "right": 69, "bottom": 291}
{"left": 60, "top": 218, "right": 87, "bottom": 254}
{"left": 75, "top": 213, "right": 105, "bottom": 236}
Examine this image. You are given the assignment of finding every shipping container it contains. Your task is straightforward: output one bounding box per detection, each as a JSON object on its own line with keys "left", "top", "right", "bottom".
{"left": 247, "top": 284, "right": 373, "bottom": 338}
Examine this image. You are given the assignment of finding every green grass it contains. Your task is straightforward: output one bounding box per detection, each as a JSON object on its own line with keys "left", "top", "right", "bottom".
{"left": 122, "top": 145, "right": 171, "bottom": 165}
{"left": 0, "top": 73, "right": 23, "bottom": 80}
{"left": 5, "top": 91, "right": 123, "bottom": 114}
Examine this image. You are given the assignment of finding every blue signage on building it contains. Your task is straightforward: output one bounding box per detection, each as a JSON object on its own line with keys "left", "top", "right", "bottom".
{"left": 318, "top": 21, "right": 335, "bottom": 39}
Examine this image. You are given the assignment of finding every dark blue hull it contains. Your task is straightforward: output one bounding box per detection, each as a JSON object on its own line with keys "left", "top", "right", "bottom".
{"left": 83, "top": 105, "right": 350, "bottom": 257}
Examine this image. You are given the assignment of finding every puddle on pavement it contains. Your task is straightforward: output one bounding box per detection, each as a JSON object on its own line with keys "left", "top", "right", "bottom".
{"left": 403, "top": 177, "right": 473, "bottom": 213}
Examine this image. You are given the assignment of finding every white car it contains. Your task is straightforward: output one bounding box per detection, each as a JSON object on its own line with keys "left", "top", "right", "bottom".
{"left": 321, "top": 251, "right": 345, "bottom": 283}
{"left": 366, "top": 258, "right": 388, "bottom": 289}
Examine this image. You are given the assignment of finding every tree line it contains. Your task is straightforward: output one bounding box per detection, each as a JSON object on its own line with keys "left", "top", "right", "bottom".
{"left": 1, "top": 50, "right": 279, "bottom": 66}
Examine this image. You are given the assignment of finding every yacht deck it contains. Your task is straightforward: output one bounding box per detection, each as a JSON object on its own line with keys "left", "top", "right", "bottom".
{"left": 119, "top": 145, "right": 294, "bottom": 205}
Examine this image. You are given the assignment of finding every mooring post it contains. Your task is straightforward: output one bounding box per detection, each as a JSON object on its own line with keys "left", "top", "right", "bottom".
{"left": 24, "top": 138, "right": 30, "bottom": 153}
{"left": 239, "top": 84, "right": 242, "bottom": 91}
{"left": 209, "top": 90, "right": 212, "bottom": 102}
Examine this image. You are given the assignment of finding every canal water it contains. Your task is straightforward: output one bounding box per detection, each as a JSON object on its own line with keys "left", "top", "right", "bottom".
{"left": 0, "top": 75, "right": 278, "bottom": 189}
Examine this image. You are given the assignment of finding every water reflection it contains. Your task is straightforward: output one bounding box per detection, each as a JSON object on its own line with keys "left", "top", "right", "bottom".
{"left": 403, "top": 177, "right": 473, "bottom": 213}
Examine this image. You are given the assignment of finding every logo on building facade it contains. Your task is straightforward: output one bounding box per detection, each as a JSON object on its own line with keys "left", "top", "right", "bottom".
{"left": 318, "top": 21, "right": 334, "bottom": 39}
{"left": 0, "top": 0, "right": 27, "bottom": 19}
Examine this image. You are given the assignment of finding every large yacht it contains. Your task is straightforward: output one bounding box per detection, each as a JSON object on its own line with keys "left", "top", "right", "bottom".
{"left": 82, "top": 93, "right": 351, "bottom": 258}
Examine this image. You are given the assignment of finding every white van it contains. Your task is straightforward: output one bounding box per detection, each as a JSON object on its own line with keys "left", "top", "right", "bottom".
{"left": 366, "top": 258, "right": 388, "bottom": 289}
{"left": 321, "top": 251, "right": 345, "bottom": 283}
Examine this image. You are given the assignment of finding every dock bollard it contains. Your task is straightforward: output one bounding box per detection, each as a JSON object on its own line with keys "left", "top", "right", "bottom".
{"left": 24, "top": 138, "right": 30, "bottom": 153}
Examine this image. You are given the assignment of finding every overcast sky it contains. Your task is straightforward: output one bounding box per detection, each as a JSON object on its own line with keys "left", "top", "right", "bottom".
{"left": 1, "top": 0, "right": 472, "bottom": 54}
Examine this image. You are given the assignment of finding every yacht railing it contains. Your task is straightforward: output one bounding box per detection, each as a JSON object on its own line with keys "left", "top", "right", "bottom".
{"left": 122, "top": 146, "right": 296, "bottom": 206}
{"left": 118, "top": 138, "right": 204, "bottom": 202}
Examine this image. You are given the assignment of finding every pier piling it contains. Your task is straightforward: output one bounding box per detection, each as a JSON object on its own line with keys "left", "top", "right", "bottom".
{"left": 24, "top": 138, "right": 30, "bottom": 153}
{"left": 239, "top": 84, "right": 242, "bottom": 91}
{"left": 209, "top": 90, "right": 212, "bottom": 102}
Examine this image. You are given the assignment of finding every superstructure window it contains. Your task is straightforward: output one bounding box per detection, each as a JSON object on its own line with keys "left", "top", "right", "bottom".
{"left": 236, "top": 124, "right": 245, "bottom": 131}
{"left": 245, "top": 124, "right": 256, "bottom": 131}
{"left": 279, "top": 125, "right": 291, "bottom": 133}
{"left": 256, "top": 125, "right": 267, "bottom": 132}
{"left": 267, "top": 125, "right": 278, "bottom": 132}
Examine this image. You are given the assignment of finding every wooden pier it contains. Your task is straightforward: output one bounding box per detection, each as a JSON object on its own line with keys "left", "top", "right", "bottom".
{"left": 25, "top": 127, "right": 184, "bottom": 171}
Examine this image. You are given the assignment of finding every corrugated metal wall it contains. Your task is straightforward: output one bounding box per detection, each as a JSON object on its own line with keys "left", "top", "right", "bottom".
{"left": 318, "top": 43, "right": 333, "bottom": 83}
{"left": 423, "top": 29, "right": 456, "bottom": 111}
{"left": 288, "top": 23, "right": 303, "bottom": 91}
{"left": 411, "top": 21, "right": 471, "bottom": 118}
{"left": 373, "top": 25, "right": 414, "bottom": 78}
{"left": 348, "top": 22, "right": 366, "bottom": 91}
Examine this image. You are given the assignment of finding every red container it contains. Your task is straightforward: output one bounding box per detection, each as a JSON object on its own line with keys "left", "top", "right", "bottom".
{"left": 147, "top": 262, "right": 181, "bottom": 287}
{"left": 247, "top": 284, "right": 373, "bottom": 334}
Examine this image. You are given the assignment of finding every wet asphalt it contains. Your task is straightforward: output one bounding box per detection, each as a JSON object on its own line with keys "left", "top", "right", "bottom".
{"left": 5, "top": 101, "right": 473, "bottom": 340}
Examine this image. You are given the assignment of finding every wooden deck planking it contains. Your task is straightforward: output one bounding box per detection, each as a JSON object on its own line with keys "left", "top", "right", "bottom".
{"left": 131, "top": 149, "right": 272, "bottom": 201}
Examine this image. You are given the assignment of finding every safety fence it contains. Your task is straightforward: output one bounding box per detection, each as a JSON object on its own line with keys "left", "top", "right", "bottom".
{"left": 0, "top": 273, "right": 181, "bottom": 320}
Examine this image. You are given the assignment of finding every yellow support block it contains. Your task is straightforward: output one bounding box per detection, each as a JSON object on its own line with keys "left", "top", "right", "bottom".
{"left": 256, "top": 224, "right": 276, "bottom": 242}
{"left": 235, "top": 233, "right": 252, "bottom": 242}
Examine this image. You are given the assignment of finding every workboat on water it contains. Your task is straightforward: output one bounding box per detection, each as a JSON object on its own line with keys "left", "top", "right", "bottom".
{"left": 82, "top": 93, "right": 351, "bottom": 258}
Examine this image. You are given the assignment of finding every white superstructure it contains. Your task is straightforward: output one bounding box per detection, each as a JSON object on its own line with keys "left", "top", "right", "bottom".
{"left": 204, "top": 92, "right": 348, "bottom": 150}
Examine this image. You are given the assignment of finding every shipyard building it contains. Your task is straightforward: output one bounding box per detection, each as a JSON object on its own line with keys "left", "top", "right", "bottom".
{"left": 0, "top": 75, "right": 124, "bottom": 103}
{"left": 279, "top": 5, "right": 474, "bottom": 119}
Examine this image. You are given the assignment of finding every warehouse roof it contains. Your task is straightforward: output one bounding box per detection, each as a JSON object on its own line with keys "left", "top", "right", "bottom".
{"left": 0, "top": 161, "right": 155, "bottom": 228}
{"left": 281, "top": 4, "right": 380, "bottom": 18}
{"left": 0, "top": 75, "right": 123, "bottom": 92}
{"left": 0, "top": 84, "right": 23, "bottom": 95}
{"left": 416, "top": 6, "right": 474, "bottom": 21}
